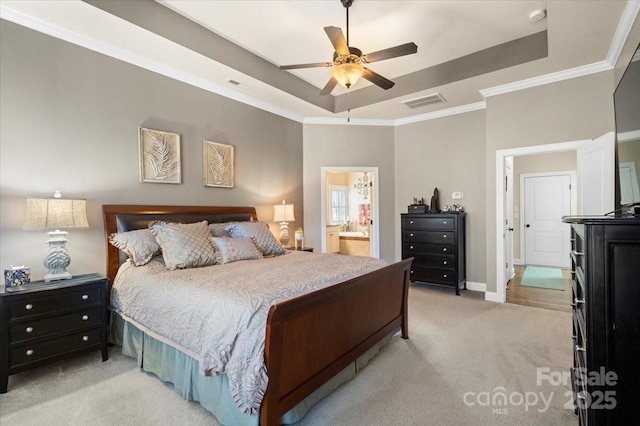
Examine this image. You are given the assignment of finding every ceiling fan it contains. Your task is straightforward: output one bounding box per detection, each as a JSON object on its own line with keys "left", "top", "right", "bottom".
{"left": 279, "top": 0, "right": 418, "bottom": 95}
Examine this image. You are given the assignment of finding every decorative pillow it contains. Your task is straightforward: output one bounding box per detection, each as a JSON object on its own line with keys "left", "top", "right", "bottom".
{"left": 209, "top": 222, "right": 232, "bottom": 237}
{"left": 225, "top": 222, "right": 286, "bottom": 256}
{"left": 210, "top": 236, "right": 262, "bottom": 264}
{"left": 149, "top": 220, "right": 216, "bottom": 270}
{"left": 108, "top": 229, "right": 160, "bottom": 266}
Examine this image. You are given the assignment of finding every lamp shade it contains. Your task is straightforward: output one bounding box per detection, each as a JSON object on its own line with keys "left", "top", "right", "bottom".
{"left": 331, "top": 62, "right": 364, "bottom": 89}
{"left": 273, "top": 203, "right": 295, "bottom": 223}
{"left": 24, "top": 198, "right": 89, "bottom": 229}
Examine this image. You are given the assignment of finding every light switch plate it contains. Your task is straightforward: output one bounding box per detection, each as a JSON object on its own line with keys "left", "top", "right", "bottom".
{"left": 452, "top": 191, "right": 463, "bottom": 200}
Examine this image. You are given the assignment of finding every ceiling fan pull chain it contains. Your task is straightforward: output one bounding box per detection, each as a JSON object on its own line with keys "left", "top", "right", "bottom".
{"left": 347, "top": 89, "right": 351, "bottom": 123}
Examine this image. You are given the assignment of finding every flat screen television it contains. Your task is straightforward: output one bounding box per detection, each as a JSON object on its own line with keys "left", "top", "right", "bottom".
{"left": 614, "top": 42, "right": 640, "bottom": 213}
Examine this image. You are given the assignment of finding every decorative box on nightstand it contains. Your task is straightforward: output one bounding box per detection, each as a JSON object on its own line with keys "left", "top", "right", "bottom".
{"left": 0, "top": 273, "right": 109, "bottom": 393}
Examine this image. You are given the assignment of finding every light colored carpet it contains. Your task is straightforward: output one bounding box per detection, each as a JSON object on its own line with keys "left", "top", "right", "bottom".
{"left": 0, "top": 285, "right": 575, "bottom": 425}
{"left": 521, "top": 266, "right": 565, "bottom": 291}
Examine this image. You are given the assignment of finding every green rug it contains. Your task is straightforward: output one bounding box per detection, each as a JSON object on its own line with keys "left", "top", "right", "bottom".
{"left": 521, "top": 266, "right": 565, "bottom": 291}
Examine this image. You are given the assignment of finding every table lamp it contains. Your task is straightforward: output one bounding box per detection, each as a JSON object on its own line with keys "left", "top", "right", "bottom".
{"left": 273, "top": 200, "right": 295, "bottom": 247}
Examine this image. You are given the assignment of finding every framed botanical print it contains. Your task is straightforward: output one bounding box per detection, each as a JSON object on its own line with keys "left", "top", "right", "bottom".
{"left": 138, "top": 127, "right": 181, "bottom": 184}
{"left": 203, "top": 140, "right": 234, "bottom": 188}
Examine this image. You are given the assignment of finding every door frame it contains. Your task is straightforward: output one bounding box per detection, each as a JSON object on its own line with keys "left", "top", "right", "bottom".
{"left": 320, "top": 166, "right": 380, "bottom": 258}
{"left": 491, "top": 139, "right": 587, "bottom": 303}
{"left": 520, "top": 171, "right": 576, "bottom": 267}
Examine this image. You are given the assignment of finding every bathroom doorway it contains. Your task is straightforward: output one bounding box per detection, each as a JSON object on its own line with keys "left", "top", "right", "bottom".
{"left": 320, "top": 167, "right": 380, "bottom": 258}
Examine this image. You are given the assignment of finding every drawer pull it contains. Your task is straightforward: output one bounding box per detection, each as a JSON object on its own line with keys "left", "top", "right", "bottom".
{"left": 82, "top": 315, "right": 89, "bottom": 320}
{"left": 575, "top": 344, "right": 586, "bottom": 353}
{"left": 443, "top": 261, "right": 448, "bottom": 265}
{"left": 443, "top": 274, "right": 448, "bottom": 278}
{"left": 443, "top": 221, "right": 447, "bottom": 225}
{"left": 82, "top": 294, "right": 89, "bottom": 300}
{"left": 25, "top": 304, "right": 33, "bottom": 310}
{"left": 410, "top": 270, "right": 414, "bottom": 274}
{"left": 26, "top": 349, "right": 34, "bottom": 356}
{"left": 26, "top": 326, "right": 33, "bottom": 333}
{"left": 571, "top": 298, "right": 585, "bottom": 308}
{"left": 443, "top": 234, "right": 447, "bottom": 238}
{"left": 443, "top": 248, "right": 447, "bottom": 252}
{"left": 409, "top": 233, "right": 414, "bottom": 237}
{"left": 410, "top": 220, "right": 414, "bottom": 224}
{"left": 571, "top": 250, "right": 584, "bottom": 257}
{"left": 82, "top": 335, "right": 89, "bottom": 342}
{"left": 410, "top": 245, "right": 414, "bottom": 249}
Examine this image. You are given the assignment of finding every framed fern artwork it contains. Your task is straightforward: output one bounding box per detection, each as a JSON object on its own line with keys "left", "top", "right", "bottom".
{"left": 138, "top": 127, "right": 181, "bottom": 184}
{"left": 203, "top": 141, "right": 234, "bottom": 188}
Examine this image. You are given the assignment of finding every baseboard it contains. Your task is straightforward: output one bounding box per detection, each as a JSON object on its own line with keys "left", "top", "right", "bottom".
{"left": 514, "top": 258, "right": 522, "bottom": 265}
{"left": 484, "top": 291, "right": 504, "bottom": 303}
{"left": 466, "top": 281, "right": 486, "bottom": 292}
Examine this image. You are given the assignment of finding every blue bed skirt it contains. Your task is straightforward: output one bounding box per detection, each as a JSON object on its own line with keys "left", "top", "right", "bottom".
{"left": 109, "top": 312, "right": 392, "bottom": 426}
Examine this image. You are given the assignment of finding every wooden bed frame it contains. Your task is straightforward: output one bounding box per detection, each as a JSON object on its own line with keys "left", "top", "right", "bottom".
{"left": 102, "top": 204, "right": 412, "bottom": 426}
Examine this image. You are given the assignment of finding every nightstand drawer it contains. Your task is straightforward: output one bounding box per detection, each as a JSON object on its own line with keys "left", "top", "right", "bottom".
{"left": 402, "top": 217, "right": 455, "bottom": 231}
{"left": 10, "top": 307, "right": 101, "bottom": 342}
{"left": 9, "top": 287, "right": 100, "bottom": 319}
{"left": 11, "top": 328, "right": 101, "bottom": 367}
{"left": 403, "top": 231, "right": 455, "bottom": 244}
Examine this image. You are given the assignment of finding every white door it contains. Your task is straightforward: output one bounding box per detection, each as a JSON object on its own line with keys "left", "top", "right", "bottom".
{"left": 619, "top": 161, "right": 640, "bottom": 205}
{"left": 577, "top": 132, "right": 615, "bottom": 215}
{"left": 504, "top": 158, "right": 514, "bottom": 284}
{"left": 524, "top": 174, "right": 571, "bottom": 268}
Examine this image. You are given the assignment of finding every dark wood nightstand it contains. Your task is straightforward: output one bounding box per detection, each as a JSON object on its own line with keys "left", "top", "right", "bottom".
{"left": 0, "top": 273, "right": 109, "bottom": 393}
{"left": 285, "top": 246, "right": 314, "bottom": 252}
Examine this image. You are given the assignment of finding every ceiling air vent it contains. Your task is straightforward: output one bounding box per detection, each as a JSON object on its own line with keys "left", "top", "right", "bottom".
{"left": 402, "top": 93, "right": 446, "bottom": 109}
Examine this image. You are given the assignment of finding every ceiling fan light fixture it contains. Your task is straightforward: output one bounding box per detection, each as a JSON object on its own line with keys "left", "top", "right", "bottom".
{"left": 331, "top": 62, "right": 364, "bottom": 89}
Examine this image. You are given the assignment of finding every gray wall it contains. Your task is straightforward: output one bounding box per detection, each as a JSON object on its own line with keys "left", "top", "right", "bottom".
{"left": 0, "top": 21, "right": 303, "bottom": 281}
{"left": 303, "top": 124, "right": 396, "bottom": 262}
{"left": 394, "top": 110, "right": 487, "bottom": 285}
{"left": 485, "top": 71, "right": 615, "bottom": 293}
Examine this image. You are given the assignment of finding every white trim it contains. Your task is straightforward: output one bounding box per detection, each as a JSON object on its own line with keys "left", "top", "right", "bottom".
{"left": 393, "top": 101, "right": 487, "bottom": 126}
{"left": 466, "top": 281, "right": 487, "bottom": 293}
{"left": 513, "top": 258, "right": 523, "bottom": 265}
{"left": 480, "top": 61, "right": 612, "bottom": 98}
{"left": 618, "top": 130, "right": 640, "bottom": 142}
{"left": 320, "top": 167, "right": 380, "bottom": 258}
{"left": 519, "top": 170, "right": 576, "bottom": 267}
{"left": 304, "top": 117, "right": 395, "bottom": 126}
{"left": 607, "top": 0, "right": 640, "bottom": 67}
{"left": 494, "top": 140, "right": 586, "bottom": 303}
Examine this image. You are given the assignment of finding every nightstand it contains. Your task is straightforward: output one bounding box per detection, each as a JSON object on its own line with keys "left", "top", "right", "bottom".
{"left": 0, "top": 273, "right": 109, "bottom": 393}
{"left": 286, "top": 246, "right": 314, "bottom": 252}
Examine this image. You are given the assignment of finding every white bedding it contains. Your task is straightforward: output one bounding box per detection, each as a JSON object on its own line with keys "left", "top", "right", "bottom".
{"left": 110, "top": 251, "right": 387, "bottom": 414}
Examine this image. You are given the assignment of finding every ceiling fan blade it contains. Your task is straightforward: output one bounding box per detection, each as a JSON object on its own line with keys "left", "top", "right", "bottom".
{"left": 362, "top": 68, "right": 395, "bottom": 90}
{"left": 279, "top": 62, "right": 333, "bottom": 70}
{"left": 324, "top": 26, "right": 350, "bottom": 56}
{"left": 319, "top": 77, "right": 339, "bottom": 96}
{"left": 362, "top": 42, "right": 418, "bottom": 63}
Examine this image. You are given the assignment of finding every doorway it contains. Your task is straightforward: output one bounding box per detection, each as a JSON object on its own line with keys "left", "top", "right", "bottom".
{"left": 320, "top": 167, "right": 380, "bottom": 258}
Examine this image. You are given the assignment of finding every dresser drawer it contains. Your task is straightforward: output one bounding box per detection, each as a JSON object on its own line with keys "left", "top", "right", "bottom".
{"left": 10, "top": 307, "right": 101, "bottom": 342}
{"left": 10, "top": 328, "right": 101, "bottom": 368}
{"left": 9, "top": 287, "right": 100, "bottom": 319}
{"left": 403, "top": 230, "right": 455, "bottom": 244}
{"left": 403, "top": 242, "right": 455, "bottom": 255}
{"left": 402, "top": 217, "right": 455, "bottom": 231}
{"left": 407, "top": 253, "right": 456, "bottom": 269}
{"left": 410, "top": 266, "right": 456, "bottom": 284}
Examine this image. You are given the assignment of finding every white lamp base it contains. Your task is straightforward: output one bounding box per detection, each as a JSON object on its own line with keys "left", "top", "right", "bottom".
{"left": 43, "top": 230, "right": 73, "bottom": 282}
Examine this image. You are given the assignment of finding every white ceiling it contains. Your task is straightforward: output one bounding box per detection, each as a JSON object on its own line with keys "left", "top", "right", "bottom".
{"left": 0, "top": 1, "right": 634, "bottom": 124}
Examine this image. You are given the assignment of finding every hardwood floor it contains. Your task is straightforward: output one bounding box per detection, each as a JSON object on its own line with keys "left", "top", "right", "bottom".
{"left": 506, "top": 265, "right": 572, "bottom": 313}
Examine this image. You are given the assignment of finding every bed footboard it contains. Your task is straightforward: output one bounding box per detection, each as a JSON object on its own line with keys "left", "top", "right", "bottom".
{"left": 260, "top": 257, "right": 413, "bottom": 425}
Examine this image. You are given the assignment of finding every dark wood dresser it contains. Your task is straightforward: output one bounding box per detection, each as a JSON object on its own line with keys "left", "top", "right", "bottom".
{"left": 562, "top": 215, "right": 640, "bottom": 425}
{"left": 401, "top": 212, "right": 466, "bottom": 295}
{"left": 0, "top": 273, "right": 109, "bottom": 393}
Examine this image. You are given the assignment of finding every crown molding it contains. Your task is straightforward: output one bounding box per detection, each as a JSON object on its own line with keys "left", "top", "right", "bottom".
{"left": 394, "top": 101, "right": 487, "bottom": 126}
{"left": 303, "top": 117, "right": 395, "bottom": 126}
{"left": 618, "top": 130, "right": 640, "bottom": 142}
{"left": 606, "top": 0, "right": 640, "bottom": 67}
{"left": 479, "top": 61, "right": 612, "bottom": 98}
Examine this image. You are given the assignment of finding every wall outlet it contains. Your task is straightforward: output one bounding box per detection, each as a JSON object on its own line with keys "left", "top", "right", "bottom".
{"left": 452, "top": 191, "right": 463, "bottom": 200}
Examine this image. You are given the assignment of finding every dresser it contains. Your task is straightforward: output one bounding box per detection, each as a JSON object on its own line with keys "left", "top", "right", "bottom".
{"left": 0, "top": 273, "right": 109, "bottom": 393}
{"left": 401, "top": 213, "right": 466, "bottom": 295}
{"left": 562, "top": 216, "right": 640, "bottom": 425}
